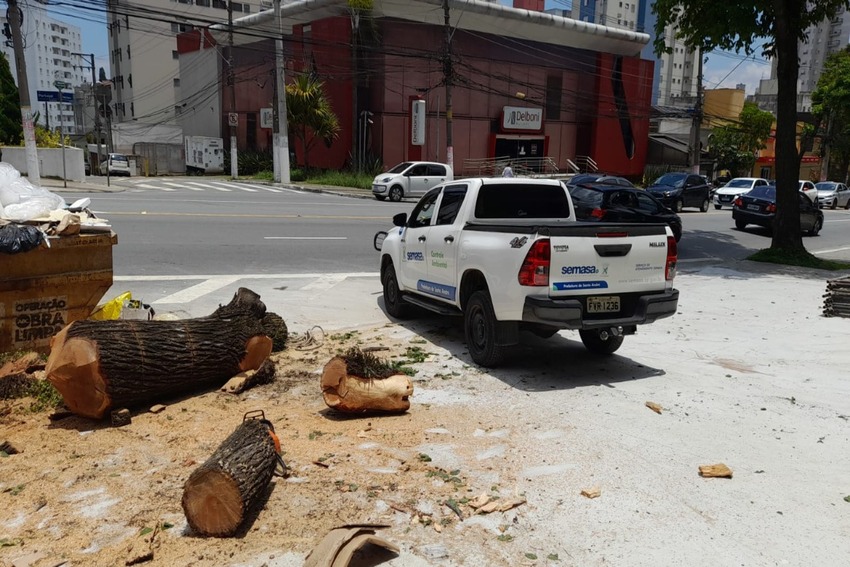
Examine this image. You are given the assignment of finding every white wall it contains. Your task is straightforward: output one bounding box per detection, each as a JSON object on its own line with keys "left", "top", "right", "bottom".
{"left": 0, "top": 147, "right": 85, "bottom": 182}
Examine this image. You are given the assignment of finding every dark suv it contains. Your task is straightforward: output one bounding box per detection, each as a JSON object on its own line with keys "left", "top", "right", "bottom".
{"left": 646, "top": 172, "right": 711, "bottom": 212}
{"left": 567, "top": 183, "right": 682, "bottom": 241}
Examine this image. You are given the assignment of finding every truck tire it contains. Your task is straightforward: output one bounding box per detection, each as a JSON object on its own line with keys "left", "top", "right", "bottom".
{"left": 382, "top": 263, "right": 409, "bottom": 319}
{"left": 579, "top": 329, "right": 624, "bottom": 355}
{"left": 389, "top": 185, "right": 404, "bottom": 202}
{"left": 464, "top": 291, "right": 506, "bottom": 367}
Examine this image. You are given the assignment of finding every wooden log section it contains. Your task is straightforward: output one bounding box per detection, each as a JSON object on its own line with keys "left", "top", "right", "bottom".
{"left": 45, "top": 288, "right": 273, "bottom": 419}
{"left": 322, "top": 357, "right": 413, "bottom": 413}
{"left": 182, "top": 419, "right": 279, "bottom": 537}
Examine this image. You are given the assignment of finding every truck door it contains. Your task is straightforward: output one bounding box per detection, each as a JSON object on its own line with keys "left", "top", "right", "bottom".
{"left": 398, "top": 188, "right": 440, "bottom": 291}
{"left": 425, "top": 183, "right": 468, "bottom": 302}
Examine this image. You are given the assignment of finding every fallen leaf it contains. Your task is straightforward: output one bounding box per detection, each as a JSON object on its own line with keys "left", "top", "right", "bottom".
{"left": 469, "top": 493, "right": 491, "bottom": 509}
{"left": 580, "top": 487, "right": 601, "bottom": 499}
{"left": 844, "top": 495, "right": 850, "bottom": 503}
{"left": 699, "top": 463, "right": 733, "bottom": 478}
{"left": 479, "top": 500, "right": 501, "bottom": 514}
{"left": 645, "top": 401, "right": 663, "bottom": 414}
{"left": 495, "top": 497, "right": 526, "bottom": 512}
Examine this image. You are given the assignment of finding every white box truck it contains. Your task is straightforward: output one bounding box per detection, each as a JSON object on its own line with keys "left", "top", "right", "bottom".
{"left": 185, "top": 136, "right": 224, "bottom": 174}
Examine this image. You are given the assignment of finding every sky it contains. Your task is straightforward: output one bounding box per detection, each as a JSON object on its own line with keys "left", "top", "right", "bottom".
{"left": 55, "top": 1, "right": 769, "bottom": 93}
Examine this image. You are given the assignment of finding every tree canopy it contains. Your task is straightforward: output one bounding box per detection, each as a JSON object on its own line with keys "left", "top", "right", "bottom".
{"left": 653, "top": 0, "right": 850, "bottom": 253}
{"left": 811, "top": 46, "right": 850, "bottom": 181}
{"left": 0, "top": 53, "right": 22, "bottom": 146}
{"left": 709, "top": 103, "right": 774, "bottom": 176}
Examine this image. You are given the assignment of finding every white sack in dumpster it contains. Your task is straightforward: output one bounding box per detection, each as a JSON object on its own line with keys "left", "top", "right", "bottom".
{"left": 0, "top": 162, "right": 65, "bottom": 222}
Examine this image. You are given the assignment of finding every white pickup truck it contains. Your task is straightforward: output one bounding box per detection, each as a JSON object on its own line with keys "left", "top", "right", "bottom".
{"left": 374, "top": 178, "right": 679, "bottom": 367}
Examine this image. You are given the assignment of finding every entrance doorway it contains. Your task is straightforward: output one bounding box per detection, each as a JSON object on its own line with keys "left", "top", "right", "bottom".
{"left": 494, "top": 137, "right": 546, "bottom": 172}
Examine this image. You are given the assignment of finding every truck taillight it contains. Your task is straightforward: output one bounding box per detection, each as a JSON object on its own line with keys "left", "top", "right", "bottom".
{"left": 518, "top": 238, "right": 550, "bottom": 286}
{"left": 666, "top": 235, "right": 677, "bottom": 281}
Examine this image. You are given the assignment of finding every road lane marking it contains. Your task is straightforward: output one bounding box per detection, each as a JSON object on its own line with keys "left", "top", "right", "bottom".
{"left": 162, "top": 181, "right": 202, "bottom": 191}
{"left": 263, "top": 236, "right": 348, "bottom": 240}
{"left": 151, "top": 276, "right": 242, "bottom": 304}
{"left": 115, "top": 272, "right": 378, "bottom": 281}
{"left": 211, "top": 181, "right": 257, "bottom": 192}
{"left": 811, "top": 245, "right": 850, "bottom": 254}
{"left": 137, "top": 183, "right": 175, "bottom": 191}
{"left": 186, "top": 181, "right": 231, "bottom": 191}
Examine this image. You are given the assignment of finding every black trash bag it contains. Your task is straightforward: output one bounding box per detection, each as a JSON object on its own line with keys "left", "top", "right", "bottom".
{"left": 0, "top": 224, "right": 44, "bottom": 254}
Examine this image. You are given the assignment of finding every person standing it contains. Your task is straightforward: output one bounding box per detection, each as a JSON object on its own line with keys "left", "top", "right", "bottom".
{"left": 502, "top": 165, "right": 514, "bottom": 177}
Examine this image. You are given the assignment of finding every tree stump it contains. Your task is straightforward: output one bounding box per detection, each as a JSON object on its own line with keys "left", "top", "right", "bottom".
{"left": 45, "top": 288, "right": 274, "bottom": 419}
{"left": 321, "top": 348, "right": 413, "bottom": 413}
{"left": 182, "top": 419, "right": 279, "bottom": 537}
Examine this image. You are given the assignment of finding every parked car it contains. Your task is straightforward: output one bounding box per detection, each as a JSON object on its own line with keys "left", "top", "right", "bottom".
{"left": 799, "top": 180, "right": 818, "bottom": 202}
{"left": 99, "top": 153, "right": 131, "bottom": 176}
{"left": 646, "top": 172, "right": 711, "bottom": 212}
{"left": 568, "top": 183, "right": 682, "bottom": 241}
{"left": 815, "top": 181, "right": 850, "bottom": 209}
{"left": 566, "top": 173, "right": 635, "bottom": 187}
{"left": 372, "top": 161, "right": 453, "bottom": 201}
{"left": 713, "top": 177, "right": 769, "bottom": 210}
{"left": 732, "top": 185, "right": 824, "bottom": 235}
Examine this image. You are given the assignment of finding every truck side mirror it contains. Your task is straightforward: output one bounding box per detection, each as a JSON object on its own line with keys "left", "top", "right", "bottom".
{"left": 392, "top": 212, "right": 407, "bottom": 227}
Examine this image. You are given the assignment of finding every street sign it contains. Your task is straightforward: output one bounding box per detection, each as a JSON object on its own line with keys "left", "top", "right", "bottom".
{"left": 228, "top": 112, "right": 238, "bottom": 127}
{"left": 36, "top": 90, "right": 73, "bottom": 103}
{"left": 53, "top": 80, "right": 70, "bottom": 90}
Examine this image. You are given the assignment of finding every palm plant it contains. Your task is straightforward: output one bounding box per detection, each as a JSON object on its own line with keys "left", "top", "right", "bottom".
{"left": 286, "top": 74, "right": 341, "bottom": 169}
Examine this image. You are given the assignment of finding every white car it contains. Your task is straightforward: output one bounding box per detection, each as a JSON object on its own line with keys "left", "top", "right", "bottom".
{"left": 815, "top": 181, "right": 850, "bottom": 209}
{"left": 799, "top": 180, "right": 818, "bottom": 203}
{"left": 99, "top": 153, "right": 131, "bottom": 176}
{"left": 372, "top": 161, "right": 453, "bottom": 202}
{"left": 713, "top": 177, "right": 769, "bottom": 209}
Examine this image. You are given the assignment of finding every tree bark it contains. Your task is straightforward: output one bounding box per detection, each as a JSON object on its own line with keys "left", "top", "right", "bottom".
{"left": 45, "top": 288, "right": 273, "bottom": 419}
{"left": 182, "top": 419, "right": 279, "bottom": 537}
{"left": 321, "top": 356, "right": 412, "bottom": 413}
{"left": 771, "top": 0, "right": 806, "bottom": 252}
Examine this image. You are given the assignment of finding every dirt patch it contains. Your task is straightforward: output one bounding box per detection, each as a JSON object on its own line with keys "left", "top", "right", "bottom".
{"left": 0, "top": 326, "right": 514, "bottom": 566}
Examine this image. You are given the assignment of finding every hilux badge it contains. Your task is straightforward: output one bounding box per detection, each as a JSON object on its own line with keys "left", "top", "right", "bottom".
{"left": 509, "top": 236, "right": 528, "bottom": 248}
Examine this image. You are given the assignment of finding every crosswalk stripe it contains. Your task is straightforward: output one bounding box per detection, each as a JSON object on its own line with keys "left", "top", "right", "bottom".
{"left": 211, "top": 181, "right": 258, "bottom": 192}
{"left": 137, "top": 183, "right": 175, "bottom": 191}
{"left": 186, "top": 181, "right": 231, "bottom": 191}
{"left": 162, "top": 181, "right": 202, "bottom": 191}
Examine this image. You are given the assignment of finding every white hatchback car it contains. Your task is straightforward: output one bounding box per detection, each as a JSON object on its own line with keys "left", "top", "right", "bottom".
{"left": 799, "top": 180, "right": 818, "bottom": 203}
{"left": 99, "top": 153, "right": 131, "bottom": 176}
{"left": 372, "top": 161, "right": 453, "bottom": 202}
{"left": 713, "top": 177, "right": 769, "bottom": 209}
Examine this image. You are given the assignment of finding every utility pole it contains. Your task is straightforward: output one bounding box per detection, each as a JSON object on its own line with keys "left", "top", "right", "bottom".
{"left": 442, "top": 0, "right": 453, "bottom": 170}
{"left": 227, "top": 1, "right": 239, "bottom": 180}
{"left": 273, "top": 0, "right": 290, "bottom": 183}
{"left": 72, "top": 53, "right": 101, "bottom": 177}
{"left": 8, "top": 0, "right": 40, "bottom": 184}
{"left": 55, "top": 81, "right": 68, "bottom": 188}
{"left": 689, "top": 47, "right": 704, "bottom": 175}
{"left": 351, "top": 7, "right": 359, "bottom": 173}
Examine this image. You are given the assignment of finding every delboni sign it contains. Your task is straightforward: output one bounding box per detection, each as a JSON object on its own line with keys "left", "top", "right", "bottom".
{"left": 502, "top": 106, "right": 543, "bottom": 132}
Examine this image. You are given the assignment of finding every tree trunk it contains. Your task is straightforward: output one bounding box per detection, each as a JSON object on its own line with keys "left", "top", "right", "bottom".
{"left": 182, "top": 419, "right": 279, "bottom": 537}
{"left": 771, "top": 0, "right": 806, "bottom": 252}
{"left": 45, "top": 288, "right": 273, "bottom": 419}
{"left": 321, "top": 356, "right": 412, "bottom": 413}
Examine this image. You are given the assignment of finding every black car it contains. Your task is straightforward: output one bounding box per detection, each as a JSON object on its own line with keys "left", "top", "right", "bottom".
{"left": 646, "top": 172, "right": 711, "bottom": 213}
{"left": 732, "top": 185, "right": 824, "bottom": 235}
{"left": 568, "top": 183, "right": 683, "bottom": 241}
{"left": 567, "top": 173, "right": 635, "bottom": 187}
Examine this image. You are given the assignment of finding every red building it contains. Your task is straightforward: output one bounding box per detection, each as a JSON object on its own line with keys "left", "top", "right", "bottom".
{"left": 179, "top": 0, "right": 654, "bottom": 177}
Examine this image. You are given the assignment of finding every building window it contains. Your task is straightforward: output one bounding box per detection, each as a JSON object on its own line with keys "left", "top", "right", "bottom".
{"left": 131, "top": 102, "right": 134, "bottom": 117}
{"left": 173, "top": 78, "right": 180, "bottom": 87}
{"left": 128, "top": 74, "right": 132, "bottom": 87}
{"left": 247, "top": 113, "right": 257, "bottom": 150}
{"left": 196, "top": 0, "right": 210, "bottom": 5}
{"left": 545, "top": 75, "right": 561, "bottom": 121}
{"left": 173, "top": 50, "right": 179, "bottom": 60}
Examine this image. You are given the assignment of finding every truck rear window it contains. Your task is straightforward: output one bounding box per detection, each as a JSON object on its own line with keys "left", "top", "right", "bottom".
{"left": 474, "top": 184, "right": 571, "bottom": 219}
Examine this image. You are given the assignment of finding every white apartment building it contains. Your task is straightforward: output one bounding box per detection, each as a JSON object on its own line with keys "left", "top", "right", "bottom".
{"left": 106, "top": 0, "right": 262, "bottom": 126}
{"left": 0, "top": 0, "right": 85, "bottom": 133}
{"left": 656, "top": 27, "right": 700, "bottom": 105}
{"left": 798, "top": 5, "right": 850, "bottom": 102}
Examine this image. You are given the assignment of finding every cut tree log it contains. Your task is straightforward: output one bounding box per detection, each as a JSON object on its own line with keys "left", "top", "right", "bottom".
{"left": 321, "top": 353, "right": 412, "bottom": 413}
{"left": 220, "top": 359, "right": 276, "bottom": 395}
{"left": 182, "top": 418, "right": 279, "bottom": 537}
{"left": 45, "top": 288, "right": 274, "bottom": 419}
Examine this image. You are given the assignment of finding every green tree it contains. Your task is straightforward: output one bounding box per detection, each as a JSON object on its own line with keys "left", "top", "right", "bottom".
{"left": 286, "top": 73, "right": 341, "bottom": 169}
{"left": 653, "top": 0, "right": 850, "bottom": 253}
{"left": 811, "top": 47, "right": 850, "bottom": 181}
{"left": 0, "top": 53, "right": 22, "bottom": 146}
{"left": 709, "top": 102, "right": 774, "bottom": 176}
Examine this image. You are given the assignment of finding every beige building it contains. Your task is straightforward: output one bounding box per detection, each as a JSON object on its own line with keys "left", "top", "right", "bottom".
{"left": 106, "top": 0, "right": 262, "bottom": 125}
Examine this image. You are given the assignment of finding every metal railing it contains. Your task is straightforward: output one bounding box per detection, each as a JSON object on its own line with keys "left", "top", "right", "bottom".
{"left": 461, "top": 156, "right": 560, "bottom": 177}
{"left": 574, "top": 155, "right": 598, "bottom": 173}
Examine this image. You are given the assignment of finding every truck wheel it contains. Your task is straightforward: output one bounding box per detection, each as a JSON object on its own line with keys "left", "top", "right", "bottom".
{"left": 389, "top": 186, "right": 404, "bottom": 202}
{"left": 382, "top": 263, "right": 409, "bottom": 319}
{"left": 464, "top": 291, "right": 505, "bottom": 367}
{"left": 579, "top": 329, "right": 624, "bottom": 355}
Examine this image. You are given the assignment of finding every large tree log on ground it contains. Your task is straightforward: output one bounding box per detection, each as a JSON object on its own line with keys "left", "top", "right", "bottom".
{"left": 45, "top": 288, "right": 273, "bottom": 419}
{"left": 182, "top": 418, "right": 279, "bottom": 537}
{"left": 321, "top": 348, "right": 413, "bottom": 413}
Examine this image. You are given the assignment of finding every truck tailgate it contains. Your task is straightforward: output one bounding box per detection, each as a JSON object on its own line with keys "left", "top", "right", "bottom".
{"left": 548, "top": 223, "right": 670, "bottom": 297}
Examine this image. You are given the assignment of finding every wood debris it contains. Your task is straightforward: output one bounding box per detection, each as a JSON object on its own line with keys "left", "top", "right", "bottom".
{"left": 581, "top": 487, "right": 602, "bottom": 499}
{"left": 321, "top": 349, "right": 413, "bottom": 413}
{"left": 477, "top": 497, "right": 526, "bottom": 514}
{"left": 823, "top": 276, "right": 850, "bottom": 317}
{"left": 468, "top": 493, "right": 491, "bottom": 509}
{"left": 699, "top": 463, "right": 733, "bottom": 478}
{"left": 645, "top": 401, "right": 663, "bottom": 414}
{"left": 149, "top": 404, "right": 166, "bottom": 414}
{"left": 111, "top": 408, "right": 131, "bottom": 427}
{"left": 220, "top": 359, "right": 276, "bottom": 395}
